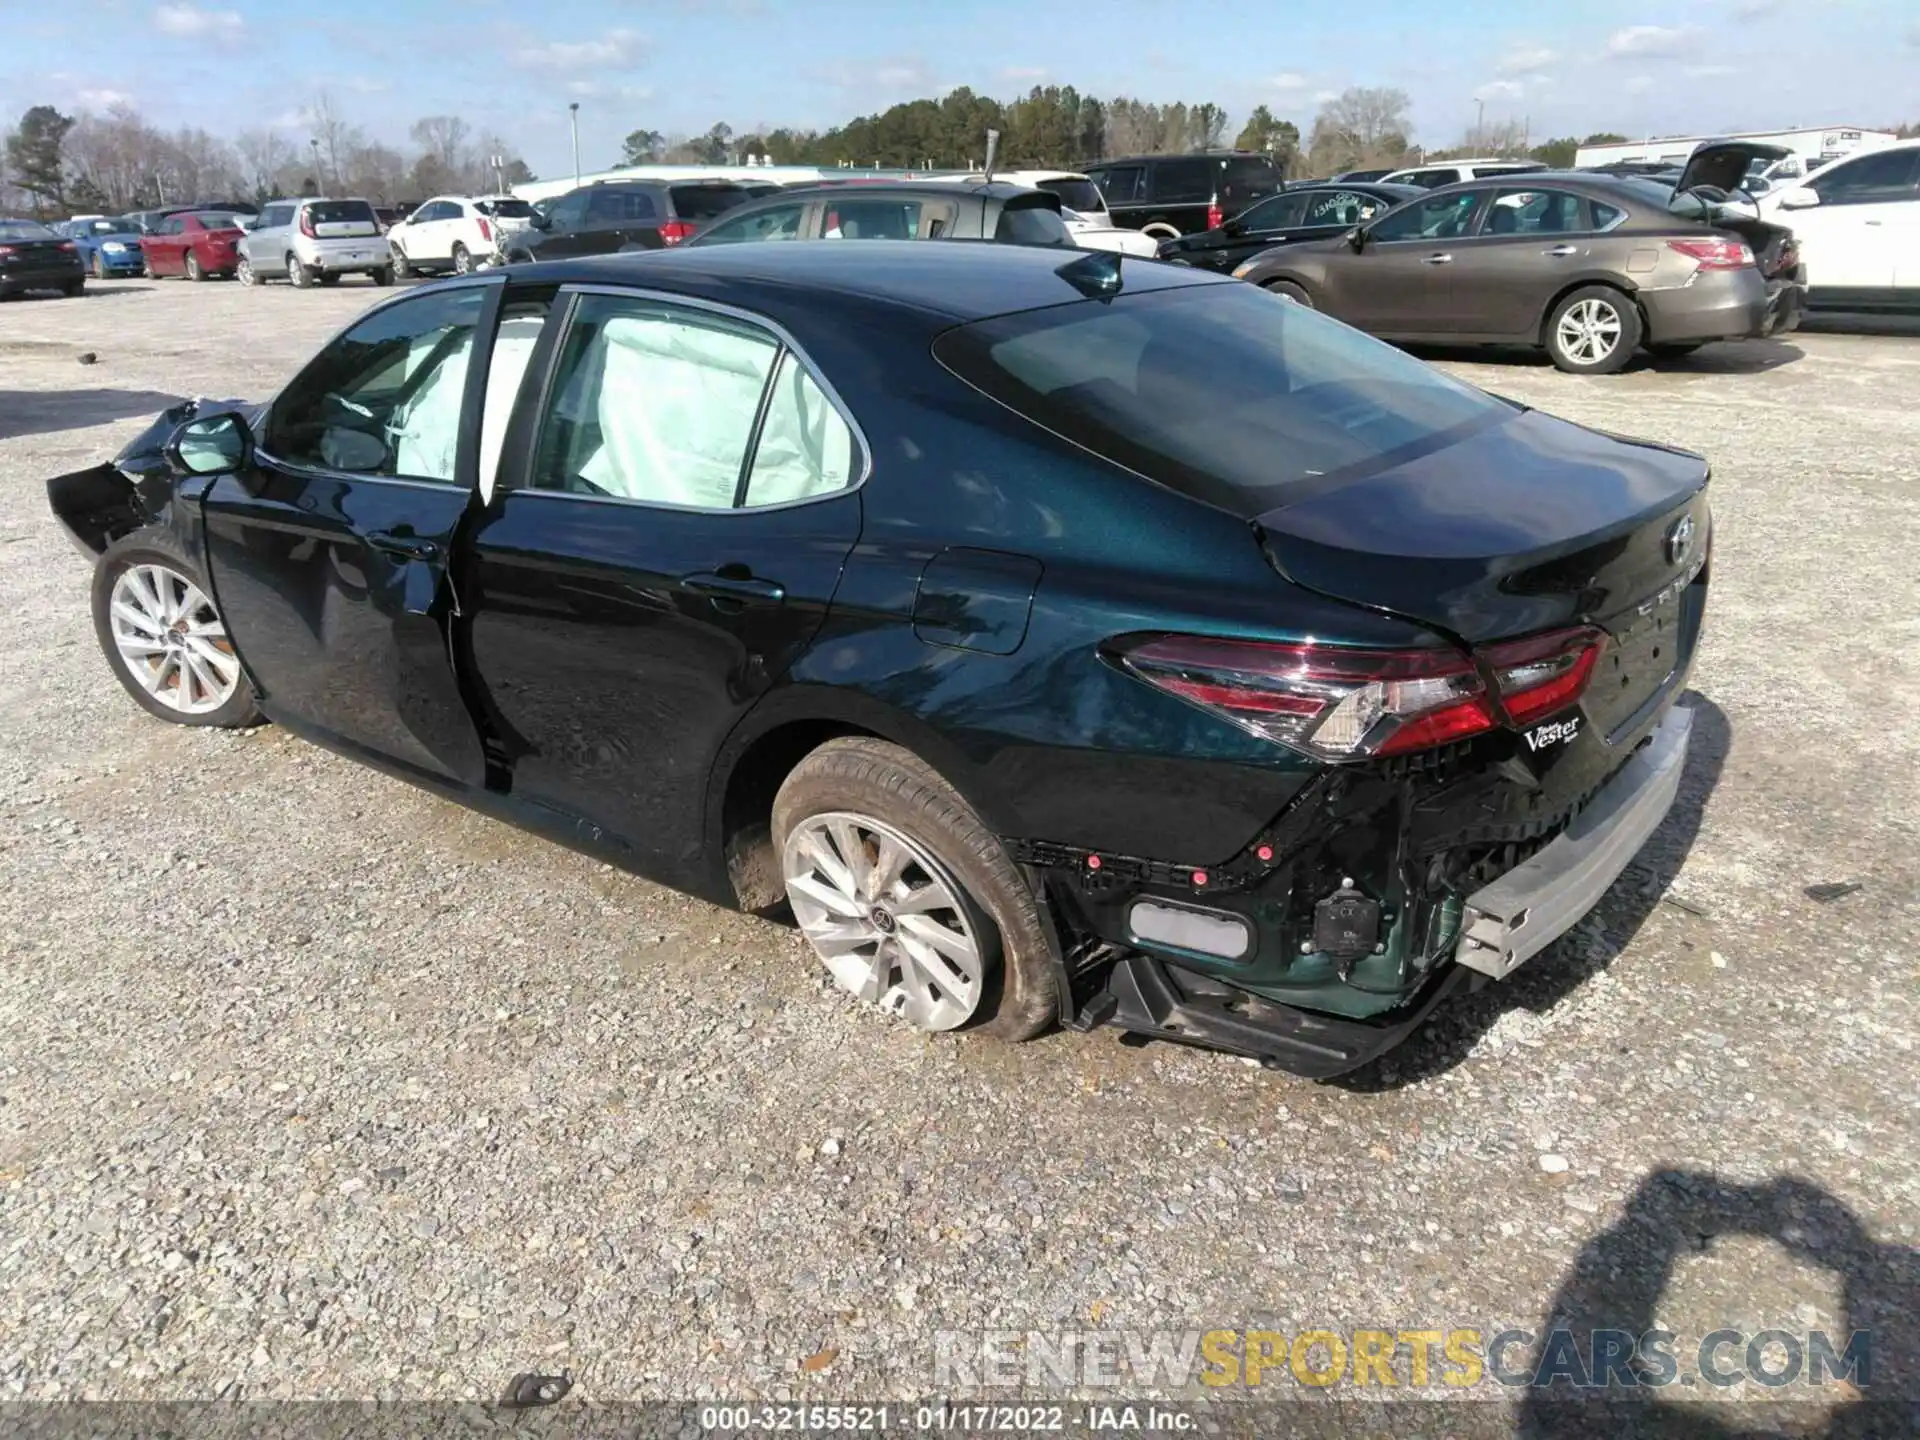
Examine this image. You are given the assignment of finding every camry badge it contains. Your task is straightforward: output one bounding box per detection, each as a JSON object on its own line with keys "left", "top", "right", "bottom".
{"left": 1666, "top": 515, "right": 1696, "bottom": 566}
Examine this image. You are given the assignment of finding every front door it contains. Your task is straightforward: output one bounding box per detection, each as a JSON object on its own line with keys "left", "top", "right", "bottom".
{"left": 462, "top": 286, "right": 864, "bottom": 882}
{"left": 1333, "top": 189, "right": 1487, "bottom": 334}
{"left": 1444, "top": 186, "right": 1592, "bottom": 337}
{"left": 199, "top": 280, "right": 501, "bottom": 785}
{"left": 1792, "top": 147, "right": 1920, "bottom": 294}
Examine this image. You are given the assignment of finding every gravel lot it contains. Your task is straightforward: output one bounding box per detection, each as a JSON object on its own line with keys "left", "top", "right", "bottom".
{"left": 1, "top": 277, "right": 1916, "bottom": 1418}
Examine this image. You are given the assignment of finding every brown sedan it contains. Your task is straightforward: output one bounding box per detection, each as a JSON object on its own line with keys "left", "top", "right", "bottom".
{"left": 1234, "top": 150, "right": 1806, "bottom": 374}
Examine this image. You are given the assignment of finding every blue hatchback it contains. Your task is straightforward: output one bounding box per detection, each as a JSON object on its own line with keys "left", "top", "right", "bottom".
{"left": 59, "top": 217, "right": 145, "bottom": 277}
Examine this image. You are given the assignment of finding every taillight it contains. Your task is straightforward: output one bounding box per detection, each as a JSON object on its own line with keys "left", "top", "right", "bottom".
{"left": 658, "top": 218, "right": 696, "bottom": 245}
{"left": 300, "top": 209, "right": 316, "bottom": 238}
{"left": 1115, "top": 636, "right": 1493, "bottom": 761}
{"left": 0, "top": 245, "right": 16, "bottom": 258}
{"left": 1479, "top": 627, "right": 1605, "bottom": 726}
{"left": 477, "top": 217, "right": 492, "bottom": 243}
{"left": 1667, "top": 237, "right": 1753, "bottom": 271}
{"left": 1206, "top": 198, "right": 1224, "bottom": 231}
{"left": 1114, "top": 627, "right": 1606, "bottom": 761}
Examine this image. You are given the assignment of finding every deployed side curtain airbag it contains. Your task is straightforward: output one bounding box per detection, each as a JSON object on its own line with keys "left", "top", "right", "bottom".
{"left": 745, "top": 353, "right": 855, "bottom": 506}
{"left": 579, "top": 314, "right": 776, "bottom": 508}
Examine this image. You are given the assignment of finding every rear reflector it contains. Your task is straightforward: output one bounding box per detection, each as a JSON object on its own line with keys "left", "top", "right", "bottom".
{"left": 1667, "top": 237, "right": 1753, "bottom": 270}
{"left": 1128, "top": 900, "right": 1252, "bottom": 960}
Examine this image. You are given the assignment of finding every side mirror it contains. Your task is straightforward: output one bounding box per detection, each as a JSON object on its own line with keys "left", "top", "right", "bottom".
{"left": 1348, "top": 226, "right": 1370, "bottom": 252}
{"left": 1778, "top": 187, "right": 1820, "bottom": 211}
{"left": 529, "top": 210, "right": 552, "bottom": 230}
{"left": 166, "top": 411, "right": 252, "bottom": 478}
{"left": 1223, "top": 218, "right": 1246, "bottom": 236}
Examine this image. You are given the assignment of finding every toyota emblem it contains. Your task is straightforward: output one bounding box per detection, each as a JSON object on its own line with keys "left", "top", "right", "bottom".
{"left": 1666, "top": 515, "right": 1696, "bottom": 566}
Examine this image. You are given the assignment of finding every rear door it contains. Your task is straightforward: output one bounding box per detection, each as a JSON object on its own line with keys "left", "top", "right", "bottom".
{"left": 199, "top": 281, "right": 500, "bottom": 784}
{"left": 1445, "top": 185, "right": 1594, "bottom": 337}
{"left": 1332, "top": 189, "right": 1487, "bottom": 333}
{"left": 459, "top": 285, "right": 864, "bottom": 880}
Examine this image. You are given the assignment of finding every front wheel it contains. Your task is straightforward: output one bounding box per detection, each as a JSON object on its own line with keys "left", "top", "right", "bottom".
{"left": 91, "top": 529, "right": 261, "bottom": 729}
{"left": 772, "top": 738, "right": 1057, "bottom": 1040}
{"left": 1546, "top": 285, "right": 1641, "bottom": 375}
{"left": 236, "top": 255, "right": 257, "bottom": 286}
{"left": 389, "top": 244, "right": 411, "bottom": 281}
{"left": 92, "top": 252, "right": 107, "bottom": 279}
{"left": 370, "top": 264, "right": 394, "bottom": 286}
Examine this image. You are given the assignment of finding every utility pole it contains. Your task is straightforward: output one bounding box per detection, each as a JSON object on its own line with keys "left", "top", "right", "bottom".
{"left": 309, "top": 138, "right": 322, "bottom": 194}
{"left": 569, "top": 103, "right": 581, "bottom": 186}
{"left": 1476, "top": 97, "right": 1486, "bottom": 149}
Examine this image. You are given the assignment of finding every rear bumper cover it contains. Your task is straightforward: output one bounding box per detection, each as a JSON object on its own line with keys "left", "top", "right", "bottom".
{"left": 1642, "top": 271, "right": 1779, "bottom": 344}
{"left": 1455, "top": 703, "right": 1691, "bottom": 979}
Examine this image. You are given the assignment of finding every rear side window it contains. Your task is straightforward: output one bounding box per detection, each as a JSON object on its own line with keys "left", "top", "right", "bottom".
{"left": 994, "top": 199, "right": 1073, "bottom": 248}
{"left": 823, "top": 198, "right": 928, "bottom": 240}
{"left": 1151, "top": 159, "right": 1213, "bottom": 203}
{"left": 1482, "top": 189, "right": 1585, "bottom": 235}
{"left": 669, "top": 185, "right": 753, "bottom": 220}
{"left": 1221, "top": 156, "right": 1283, "bottom": 200}
{"left": 478, "top": 198, "right": 535, "bottom": 218}
{"left": 1303, "top": 189, "right": 1390, "bottom": 226}
{"left": 932, "top": 284, "right": 1506, "bottom": 517}
{"left": 1092, "top": 166, "right": 1146, "bottom": 203}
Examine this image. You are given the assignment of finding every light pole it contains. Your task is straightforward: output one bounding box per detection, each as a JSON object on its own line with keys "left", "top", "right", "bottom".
{"left": 309, "top": 138, "right": 322, "bottom": 194}
{"left": 569, "top": 102, "right": 581, "bottom": 186}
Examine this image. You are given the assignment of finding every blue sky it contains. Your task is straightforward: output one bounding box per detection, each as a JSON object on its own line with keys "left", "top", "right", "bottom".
{"left": 3, "top": 0, "right": 1915, "bottom": 177}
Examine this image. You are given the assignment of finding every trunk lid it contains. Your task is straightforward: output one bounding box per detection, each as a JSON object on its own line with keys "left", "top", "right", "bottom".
{"left": 1255, "top": 408, "right": 1710, "bottom": 646}
{"left": 1676, "top": 139, "right": 1793, "bottom": 196}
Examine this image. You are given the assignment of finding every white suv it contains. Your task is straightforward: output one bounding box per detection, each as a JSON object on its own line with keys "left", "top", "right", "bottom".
{"left": 1761, "top": 139, "right": 1920, "bottom": 309}
{"left": 1379, "top": 159, "right": 1549, "bottom": 189}
{"left": 388, "top": 195, "right": 538, "bottom": 278}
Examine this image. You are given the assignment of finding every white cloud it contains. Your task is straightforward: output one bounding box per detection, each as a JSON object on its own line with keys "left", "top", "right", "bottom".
{"left": 1624, "top": 74, "right": 1656, "bottom": 94}
{"left": 1728, "top": 0, "right": 1782, "bottom": 17}
{"left": 1681, "top": 63, "right": 1735, "bottom": 77}
{"left": 514, "top": 27, "right": 645, "bottom": 71}
{"left": 1312, "top": 89, "right": 1340, "bottom": 104}
{"left": 811, "top": 55, "right": 936, "bottom": 93}
{"left": 1494, "top": 42, "right": 1558, "bottom": 76}
{"left": 1270, "top": 72, "right": 1308, "bottom": 90}
{"left": 1473, "top": 79, "right": 1528, "bottom": 103}
{"left": 1605, "top": 24, "right": 1703, "bottom": 60}
{"left": 76, "top": 87, "right": 136, "bottom": 108}
{"left": 153, "top": 3, "right": 243, "bottom": 39}
{"left": 1002, "top": 66, "right": 1048, "bottom": 81}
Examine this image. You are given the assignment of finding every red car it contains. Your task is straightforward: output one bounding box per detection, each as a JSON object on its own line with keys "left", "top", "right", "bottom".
{"left": 139, "top": 211, "right": 244, "bottom": 280}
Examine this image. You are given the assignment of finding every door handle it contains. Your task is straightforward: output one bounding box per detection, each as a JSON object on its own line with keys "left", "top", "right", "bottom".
{"left": 1422, "top": 253, "right": 1453, "bottom": 265}
{"left": 681, "top": 572, "right": 786, "bottom": 606}
{"left": 366, "top": 530, "right": 440, "bottom": 562}
{"left": 1545, "top": 244, "right": 1579, "bottom": 257}
{"left": 1863, "top": 219, "right": 1883, "bottom": 227}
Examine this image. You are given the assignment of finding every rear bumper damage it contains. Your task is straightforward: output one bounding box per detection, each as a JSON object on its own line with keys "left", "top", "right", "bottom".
{"left": 1019, "top": 699, "right": 1696, "bottom": 1078}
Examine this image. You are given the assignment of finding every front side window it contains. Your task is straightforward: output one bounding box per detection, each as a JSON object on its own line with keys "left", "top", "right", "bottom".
{"left": 1809, "top": 149, "right": 1920, "bottom": 203}
{"left": 696, "top": 200, "right": 810, "bottom": 245}
{"left": 546, "top": 190, "right": 592, "bottom": 229}
{"left": 1368, "top": 190, "right": 1483, "bottom": 241}
{"left": 933, "top": 283, "right": 1506, "bottom": 517}
{"left": 1482, "top": 188, "right": 1585, "bottom": 235}
{"left": 267, "top": 286, "right": 487, "bottom": 483}
{"left": 529, "top": 294, "right": 859, "bottom": 510}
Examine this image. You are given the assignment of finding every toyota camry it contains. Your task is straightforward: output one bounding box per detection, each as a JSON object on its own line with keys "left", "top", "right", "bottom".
{"left": 45, "top": 243, "right": 1708, "bottom": 1077}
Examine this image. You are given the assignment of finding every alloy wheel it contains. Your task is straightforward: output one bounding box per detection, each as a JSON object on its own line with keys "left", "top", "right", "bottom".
{"left": 1556, "top": 299, "right": 1622, "bottom": 366}
{"left": 782, "top": 811, "right": 985, "bottom": 1032}
{"left": 107, "top": 563, "right": 242, "bottom": 715}
{"left": 453, "top": 244, "right": 471, "bottom": 275}
{"left": 237, "top": 256, "right": 255, "bottom": 286}
{"left": 186, "top": 251, "right": 202, "bottom": 281}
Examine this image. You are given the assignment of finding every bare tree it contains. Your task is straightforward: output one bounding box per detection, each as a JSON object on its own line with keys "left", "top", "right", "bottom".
{"left": 304, "top": 91, "right": 361, "bottom": 191}
{"left": 410, "top": 115, "right": 471, "bottom": 175}
{"left": 235, "top": 127, "right": 296, "bottom": 201}
{"left": 1307, "top": 86, "right": 1415, "bottom": 173}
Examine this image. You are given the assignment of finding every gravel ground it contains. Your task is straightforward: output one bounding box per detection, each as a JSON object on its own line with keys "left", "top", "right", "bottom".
{"left": 1, "top": 278, "right": 1915, "bottom": 1420}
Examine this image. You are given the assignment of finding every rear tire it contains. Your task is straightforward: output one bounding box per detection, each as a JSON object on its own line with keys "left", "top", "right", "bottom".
{"left": 318, "top": 272, "right": 340, "bottom": 286}
{"left": 1140, "top": 220, "right": 1181, "bottom": 241}
{"left": 1545, "top": 285, "right": 1641, "bottom": 375}
{"left": 451, "top": 242, "right": 472, "bottom": 275}
{"left": 772, "top": 738, "right": 1057, "bottom": 1042}
{"left": 287, "top": 254, "right": 311, "bottom": 288}
{"left": 1262, "top": 278, "right": 1312, "bottom": 307}
{"left": 186, "top": 250, "right": 204, "bottom": 282}
{"left": 371, "top": 264, "right": 394, "bottom": 286}
{"left": 91, "top": 528, "right": 262, "bottom": 729}
{"left": 63, "top": 278, "right": 85, "bottom": 298}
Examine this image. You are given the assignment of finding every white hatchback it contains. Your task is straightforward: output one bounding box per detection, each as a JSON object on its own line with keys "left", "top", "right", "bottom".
{"left": 388, "top": 195, "right": 539, "bottom": 278}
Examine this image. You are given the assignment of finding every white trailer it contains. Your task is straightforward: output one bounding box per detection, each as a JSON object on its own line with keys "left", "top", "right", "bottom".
{"left": 1574, "top": 126, "right": 1896, "bottom": 181}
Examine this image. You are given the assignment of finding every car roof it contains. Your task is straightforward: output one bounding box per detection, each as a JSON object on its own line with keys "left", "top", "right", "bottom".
{"left": 518, "top": 238, "right": 1227, "bottom": 324}
{"left": 776, "top": 180, "right": 1040, "bottom": 201}
{"left": 1092, "top": 151, "right": 1276, "bottom": 165}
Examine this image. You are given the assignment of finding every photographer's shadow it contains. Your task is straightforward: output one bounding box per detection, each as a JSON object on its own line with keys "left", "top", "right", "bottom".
{"left": 1520, "top": 1168, "right": 1920, "bottom": 1438}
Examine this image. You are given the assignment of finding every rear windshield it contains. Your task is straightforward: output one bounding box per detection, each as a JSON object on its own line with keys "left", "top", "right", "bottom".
{"left": 477, "top": 198, "right": 535, "bottom": 218}
{"left": 1035, "top": 178, "right": 1104, "bottom": 212}
{"left": 0, "top": 219, "right": 57, "bottom": 240}
{"left": 307, "top": 201, "right": 378, "bottom": 224}
{"left": 994, "top": 199, "right": 1074, "bottom": 248}
{"left": 669, "top": 185, "right": 754, "bottom": 220}
{"left": 192, "top": 212, "right": 240, "bottom": 228}
{"left": 933, "top": 284, "right": 1508, "bottom": 516}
